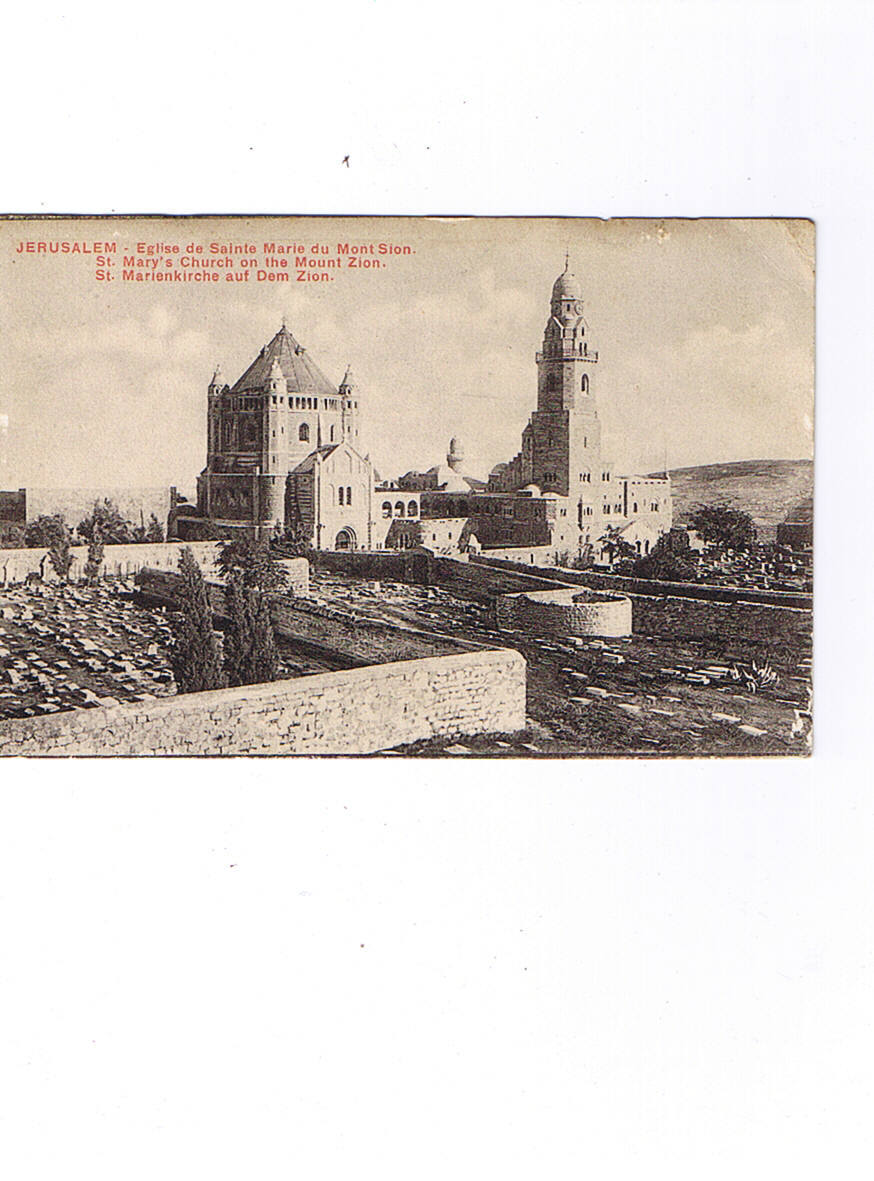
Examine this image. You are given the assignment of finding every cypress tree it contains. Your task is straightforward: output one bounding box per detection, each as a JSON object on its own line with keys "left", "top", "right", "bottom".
{"left": 84, "top": 527, "right": 105, "bottom": 584}
{"left": 249, "top": 590, "right": 279, "bottom": 684}
{"left": 170, "top": 547, "right": 226, "bottom": 694}
{"left": 223, "top": 573, "right": 252, "bottom": 688}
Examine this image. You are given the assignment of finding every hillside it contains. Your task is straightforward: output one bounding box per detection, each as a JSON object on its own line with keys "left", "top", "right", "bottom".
{"left": 662, "top": 459, "right": 814, "bottom": 540}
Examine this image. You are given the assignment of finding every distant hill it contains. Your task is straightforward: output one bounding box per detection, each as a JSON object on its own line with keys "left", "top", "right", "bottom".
{"left": 662, "top": 460, "right": 813, "bottom": 540}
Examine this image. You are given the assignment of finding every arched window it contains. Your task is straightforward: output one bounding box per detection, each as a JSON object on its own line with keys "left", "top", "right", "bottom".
{"left": 346, "top": 486, "right": 352, "bottom": 506}
{"left": 330, "top": 425, "right": 335, "bottom": 442}
{"left": 581, "top": 373, "right": 589, "bottom": 393}
{"left": 407, "top": 500, "right": 418, "bottom": 517}
{"left": 299, "top": 422, "right": 309, "bottom": 442}
{"left": 546, "top": 372, "right": 558, "bottom": 392}
{"left": 395, "top": 501, "right": 405, "bottom": 518}
{"left": 338, "top": 487, "right": 345, "bottom": 505}
{"left": 381, "top": 501, "right": 392, "bottom": 518}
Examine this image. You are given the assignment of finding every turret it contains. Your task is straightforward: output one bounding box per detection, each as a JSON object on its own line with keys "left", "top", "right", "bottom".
{"left": 339, "top": 364, "right": 359, "bottom": 445}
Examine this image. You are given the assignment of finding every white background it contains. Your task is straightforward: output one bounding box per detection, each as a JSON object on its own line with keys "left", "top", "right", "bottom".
{"left": 2, "top": 2, "right": 872, "bottom": 1178}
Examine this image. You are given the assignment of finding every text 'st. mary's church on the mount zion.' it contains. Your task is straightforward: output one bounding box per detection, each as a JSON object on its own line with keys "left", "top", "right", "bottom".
{"left": 192, "top": 264, "right": 672, "bottom": 563}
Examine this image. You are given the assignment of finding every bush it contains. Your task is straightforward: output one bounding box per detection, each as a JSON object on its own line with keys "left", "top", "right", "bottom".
{"left": 633, "top": 536, "right": 697, "bottom": 581}
{"left": 25, "top": 513, "right": 68, "bottom": 550}
{"left": 0, "top": 523, "right": 26, "bottom": 548}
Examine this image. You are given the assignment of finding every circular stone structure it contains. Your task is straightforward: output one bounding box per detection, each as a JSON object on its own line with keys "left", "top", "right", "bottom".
{"left": 496, "top": 586, "right": 632, "bottom": 638}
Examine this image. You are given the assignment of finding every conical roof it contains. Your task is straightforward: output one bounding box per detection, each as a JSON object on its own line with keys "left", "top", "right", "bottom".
{"left": 231, "top": 325, "right": 336, "bottom": 395}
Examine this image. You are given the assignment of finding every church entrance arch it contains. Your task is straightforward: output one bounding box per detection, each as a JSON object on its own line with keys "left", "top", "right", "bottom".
{"left": 335, "top": 527, "right": 357, "bottom": 552}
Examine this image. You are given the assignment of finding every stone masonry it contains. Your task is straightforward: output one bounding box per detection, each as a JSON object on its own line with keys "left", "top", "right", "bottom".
{"left": 0, "top": 649, "right": 527, "bottom": 756}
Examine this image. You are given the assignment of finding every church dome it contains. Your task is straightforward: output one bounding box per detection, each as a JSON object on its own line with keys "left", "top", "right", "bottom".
{"left": 551, "top": 262, "right": 582, "bottom": 303}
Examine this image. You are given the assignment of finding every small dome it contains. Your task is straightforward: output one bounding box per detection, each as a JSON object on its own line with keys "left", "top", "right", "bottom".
{"left": 552, "top": 262, "right": 582, "bottom": 303}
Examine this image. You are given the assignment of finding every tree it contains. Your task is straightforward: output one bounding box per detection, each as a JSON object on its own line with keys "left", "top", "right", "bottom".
{"left": 169, "top": 547, "right": 226, "bottom": 694}
{"left": 48, "top": 525, "right": 74, "bottom": 582}
{"left": 25, "top": 513, "right": 68, "bottom": 550}
{"left": 689, "top": 505, "right": 756, "bottom": 552}
{"left": 77, "top": 498, "right": 135, "bottom": 545}
{"left": 84, "top": 528, "right": 105, "bottom": 583}
{"left": 599, "top": 525, "right": 639, "bottom": 567}
{"left": 145, "top": 513, "right": 164, "bottom": 543}
{"left": 249, "top": 588, "right": 279, "bottom": 684}
{"left": 222, "top": 572, "right": 281, "bottom": 687}
{"left": 0, "top": 523, "right": 27, "bottom": 548}
{"left": 216, "top": 536, "right": 289, "bottom": 593}
{"left": 633, "top": 535, "right": 697, "bottom": 581}
{"left": 222, "top": 574, "right": 251, "bottom": 688}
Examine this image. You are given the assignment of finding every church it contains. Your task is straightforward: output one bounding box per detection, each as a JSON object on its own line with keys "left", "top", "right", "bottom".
{"left": 193, "top": 262, "right": 672, "bottom": 565}
{"left": 195, "top": 323, "right": 379, "bottom": 550}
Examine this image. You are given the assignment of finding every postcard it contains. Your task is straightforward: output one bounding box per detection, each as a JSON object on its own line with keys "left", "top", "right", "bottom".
{"left": 0, "top": 216, "right": 813, "bottom": 755}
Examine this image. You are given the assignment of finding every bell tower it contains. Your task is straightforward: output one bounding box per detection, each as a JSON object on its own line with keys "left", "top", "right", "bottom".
{"left": 526, "top": 259, "right": 602, "bottom": 503}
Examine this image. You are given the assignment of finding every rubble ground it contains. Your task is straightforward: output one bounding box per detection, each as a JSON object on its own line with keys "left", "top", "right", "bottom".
{"left": 309, "top": 570, "right": 813, "bottom": 757}
{"left": 0, "top": 580, "right": 331, "bottom": 722}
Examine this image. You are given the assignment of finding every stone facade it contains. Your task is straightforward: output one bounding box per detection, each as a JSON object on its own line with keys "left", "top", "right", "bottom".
{"left": 196, "top": 325, "right": 381, "bottom": 550}
{"left": 481, "top": 263, "right": 672, "bottom": 562}
{"left": 0, "top": 649, "right": 527, "bottom": 756}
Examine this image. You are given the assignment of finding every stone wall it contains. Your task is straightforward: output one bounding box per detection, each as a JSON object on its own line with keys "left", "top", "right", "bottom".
{"left": 0, "top": 649, "right": 527, "bottom": 756}
{"left": 475, "top": 554, "right": 813, "bottom": 610}
{"left": 309, "top": 549, "right": 811, "bottom": 655}
{"left": 0, "top": 541, "right": 310, "bottom": 597}
{"left": 497, "top": 587, "right": 632, "bottom": 638}
{"left": 629, "top": 594, "right": 812, "bottom": 656}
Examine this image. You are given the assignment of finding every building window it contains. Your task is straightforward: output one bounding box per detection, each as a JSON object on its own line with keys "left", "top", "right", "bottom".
{"left": 395, "top": 501, "right": 406, "bottom": 518}
{"left": 407, "top": 500, "right": 418, "bottom": 516}
{"left": 546, "top": 373, "right": 558, "bottom": 391}
{"left": 581, "top": 374, "right": 589, "bottom": 393}
{"left": 346, "top": 486, "right": 352, "bottom": 505}
{"left": 338, "top": 487, "right": 344, "bottom": 505}
{"left": 330, "top": 425, "right": 335, "bottom": 442}
{"left": 299, "top": 423, "right": 310, "bottom": 442}
{"left": 382, "top": 501, "right": 392, "bottom": 518}
{"left": 633, "top": 501, "right": 638, "bottom": 512}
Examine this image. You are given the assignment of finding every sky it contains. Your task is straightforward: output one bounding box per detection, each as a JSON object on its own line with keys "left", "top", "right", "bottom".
{"left": 0, "top": 217, "right": 814, "bottom": 492}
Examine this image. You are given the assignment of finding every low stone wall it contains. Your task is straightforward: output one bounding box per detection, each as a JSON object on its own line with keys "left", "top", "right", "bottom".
{"left": 475, "top": 554, "right": 813, "bottom": 610}
{"left": 0, "top": 649, "right": 527, "bottom": 756}
{"left": 0, "top": 540, "right": 219, "bottom": 586}
{"left": 480, "top": 544, "right": 556, "bottom": 564}
{"left": 497, "top": 587, "right": 632, "bottom": 638}
{"left": 630, "top": 594, "right": 812, "bottom": 657}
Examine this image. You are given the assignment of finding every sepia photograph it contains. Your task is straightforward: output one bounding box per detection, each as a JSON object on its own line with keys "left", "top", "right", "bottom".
{"left": 0, "top": 216, "right": 814, "bottom": 756}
